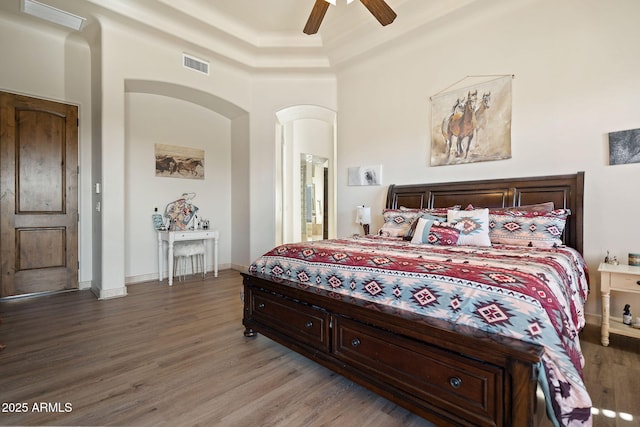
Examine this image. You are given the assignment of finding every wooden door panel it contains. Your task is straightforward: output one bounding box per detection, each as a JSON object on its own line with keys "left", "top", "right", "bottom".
{"left": 17, "top": 228, "right": 66, "bottom": 270}
{"left": 1, "top": 91, "right": 78, "bottom": 297}
{"left": 17, "top": 110, "right": 65, "bottom": 213}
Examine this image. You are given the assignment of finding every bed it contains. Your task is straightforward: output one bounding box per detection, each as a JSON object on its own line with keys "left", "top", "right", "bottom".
{"left": 242, "top": 172, "right": 590, "bottom": 427}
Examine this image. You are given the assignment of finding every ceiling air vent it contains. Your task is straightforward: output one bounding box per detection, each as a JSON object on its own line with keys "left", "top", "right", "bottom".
{"left": 21, "top": 0, "right": 86, "bottom": 31}
{"left": 183, "top": 54, "right": 209, "bottom": 76}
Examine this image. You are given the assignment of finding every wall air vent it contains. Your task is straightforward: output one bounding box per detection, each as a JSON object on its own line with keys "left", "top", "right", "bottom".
{"left": 183, "top": 54, "right": 209, "bottom": 75}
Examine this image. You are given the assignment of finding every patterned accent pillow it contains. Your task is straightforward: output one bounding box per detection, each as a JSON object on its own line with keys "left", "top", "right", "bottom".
{"left": 380, "top": 208, "right": 451, "bottom": 238}
{"left": 379, "top": 209, "right": 423, "bottom": 237}
{"left": 410, "top": 217, "right": 437, "bottom": 244}
{"left": 489, "top": 209, "right": 570, "bottom": 248}
{"left": 447, "top": 208, "right": 491, "bottom": 247}
{"left": 404, "top": 213, "right": 446, "bottom": 240}
{"left": 427, "top": 224, "right": 460, "bottom": 246}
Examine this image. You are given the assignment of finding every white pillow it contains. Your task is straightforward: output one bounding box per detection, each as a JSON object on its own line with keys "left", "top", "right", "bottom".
{"left": 410, "top": 217, "right": 437, "bottom": 244}
{"left": 447, "top": 208, "right": 491, "bottom": 247}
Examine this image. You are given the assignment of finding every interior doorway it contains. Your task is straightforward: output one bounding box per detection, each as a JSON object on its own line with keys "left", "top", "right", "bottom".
{"left": 275, "top": 105, "right": 336, "bottom": 245}
{"left": 0, "top": 91, "right": 79, "bottom": 298}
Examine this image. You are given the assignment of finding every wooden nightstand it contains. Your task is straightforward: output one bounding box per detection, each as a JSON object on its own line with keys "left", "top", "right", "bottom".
{"left": 598, "top": 262, "right": 640, "bottom": 346}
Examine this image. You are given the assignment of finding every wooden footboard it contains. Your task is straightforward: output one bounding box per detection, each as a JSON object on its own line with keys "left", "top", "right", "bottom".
{"left": 242, "top": 272, "right": 543, "bottom": 427}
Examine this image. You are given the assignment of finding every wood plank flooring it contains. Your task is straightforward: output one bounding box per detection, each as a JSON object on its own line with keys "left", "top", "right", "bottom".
{"left": 0, "top": 270, "right": 638, "bottom": 427}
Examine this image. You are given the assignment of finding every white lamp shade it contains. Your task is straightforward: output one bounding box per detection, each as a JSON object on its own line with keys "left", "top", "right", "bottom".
{"left": 324, "top": 0, "right": 356, "bottom": 4}
{"left": 356, "top": 206, "right": 371, "bottom": 224}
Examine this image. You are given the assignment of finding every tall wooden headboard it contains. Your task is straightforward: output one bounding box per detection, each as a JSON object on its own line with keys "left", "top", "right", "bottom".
{"left": 385, "top": 172, "right": 584, "bottom": 253}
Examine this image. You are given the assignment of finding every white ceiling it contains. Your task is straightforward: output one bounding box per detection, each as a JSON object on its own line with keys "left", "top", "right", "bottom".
{"left": 1, "top": 0, "right": 477, "bottom": 70}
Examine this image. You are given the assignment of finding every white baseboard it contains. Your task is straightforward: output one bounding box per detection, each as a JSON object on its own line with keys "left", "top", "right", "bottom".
{"left": 125, "top": 264, "right": 235, "bottom": 285}
{"left": 91, "top": 284, "right": 128, "bottom": 300}
{"left": 78, "top": 280, "right": 92, "bottom": 290}
{"left": 231, "top": 263, "right": 249, "bottom": 272}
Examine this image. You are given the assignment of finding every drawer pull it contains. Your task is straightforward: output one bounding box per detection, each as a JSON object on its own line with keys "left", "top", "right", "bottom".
{"left": 257, "top": 303, "right": 265, "bottom": 309}
{"left": 637, "top": 280, "right": 640, "bottom": 286}
{"left": 449, "top": 377, "right": 462, "bottom": 389}
{"left": 351, "top": 338, "right": 361, "bottom": 347}
{"left": 305, "top": 320, "right": 314, "bottom": 329}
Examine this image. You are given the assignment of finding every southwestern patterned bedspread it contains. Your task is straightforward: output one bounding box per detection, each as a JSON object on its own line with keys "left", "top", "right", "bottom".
{"left": 249, "top": 236, "right": 592, "bottom": 427}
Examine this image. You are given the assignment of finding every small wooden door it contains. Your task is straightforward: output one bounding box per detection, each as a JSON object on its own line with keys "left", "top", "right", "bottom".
{"left": 0, "top": 92, "right": 78, "bottom": 297}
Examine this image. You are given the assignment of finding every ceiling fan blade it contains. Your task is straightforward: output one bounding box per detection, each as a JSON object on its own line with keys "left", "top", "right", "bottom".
{"left": 360, "top": 0, "right": 397, "bottom": 26}
{"left": 304, "top": 0, "right": 330, "bottom": 35}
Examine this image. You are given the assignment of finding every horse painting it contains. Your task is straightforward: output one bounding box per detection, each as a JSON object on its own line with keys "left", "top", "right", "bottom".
{"left": 443, "top": 90, "right": 477, "bottom": 158}
{"left": 431, "top": 75, "right": 511, "bottom": 167}
{"left": 473, "top": 92, "right": 491, "bottom": 144}
{"left": 154, "top": 144, "right": 205, "bottom": 180}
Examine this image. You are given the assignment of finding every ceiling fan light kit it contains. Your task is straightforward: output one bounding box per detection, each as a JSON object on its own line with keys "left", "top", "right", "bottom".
{"left": 323, "top": 0, "right": 356, "bottom": 5}
{"left": 304, "top": 0, "right": 396, "bottom": 35}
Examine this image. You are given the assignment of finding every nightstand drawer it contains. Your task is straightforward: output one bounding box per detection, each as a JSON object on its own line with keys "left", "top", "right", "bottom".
{"left": 609, "top": 272, "right": 640, "bottom": 292}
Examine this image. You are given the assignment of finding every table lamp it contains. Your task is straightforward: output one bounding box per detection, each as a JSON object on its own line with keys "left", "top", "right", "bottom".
{"left": 356, "top": 205, "right": 371, "bottom": 235}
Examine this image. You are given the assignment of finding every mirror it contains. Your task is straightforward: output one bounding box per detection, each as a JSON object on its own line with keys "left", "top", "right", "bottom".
{"left": 301, "top": 154, "right": 328, "bottom": 241}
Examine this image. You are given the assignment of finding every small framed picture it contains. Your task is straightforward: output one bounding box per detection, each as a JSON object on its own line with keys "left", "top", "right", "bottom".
{"left": 348, "top": 165, "right": 382, "bottom": 186}
{"left": 609, "top": 128, "right": 640, "bottom": 165}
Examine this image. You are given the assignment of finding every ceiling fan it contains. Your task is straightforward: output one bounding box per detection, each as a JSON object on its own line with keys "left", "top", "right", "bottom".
{"left": 303, "top": 0, "right": 397, "bottom": 35}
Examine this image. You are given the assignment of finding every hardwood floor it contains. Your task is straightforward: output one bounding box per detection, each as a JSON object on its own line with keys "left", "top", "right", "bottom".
{"left": 0, "top": 270, "right": 638, "bottom": 426}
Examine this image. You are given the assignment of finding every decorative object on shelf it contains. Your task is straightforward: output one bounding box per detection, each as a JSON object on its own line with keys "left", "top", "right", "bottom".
{"left": 623, "top": 304, "right": 632, "bottom": 326}
{"left": 164, "top": 192, "right": 199, "bottom": 230}
{"left": 605, "top": 250, "right": 619, "bottom": 265}
{"left": 629, "top": 252, "right": 640, "bottom": 266}
{"left": 152, "top": 207, "right": 164, "bottom": 230}
{"left": 634, "top": 317, "right": 640, "bottom": 329}
{"left": 355, "top": 205, "right": 371, "bottom": 235}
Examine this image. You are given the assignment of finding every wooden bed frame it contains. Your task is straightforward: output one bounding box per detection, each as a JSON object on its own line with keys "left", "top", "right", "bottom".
{"left": 242, "top": 172, "right": 584, "bottom": 427}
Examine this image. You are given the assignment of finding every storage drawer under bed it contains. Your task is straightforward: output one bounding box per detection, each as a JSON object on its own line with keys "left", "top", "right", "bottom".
{"left": 332, "top": 315, "right": 504, "bottom": 426}
{"left": 248, "top": 288, "right": 330, "bottom": 352}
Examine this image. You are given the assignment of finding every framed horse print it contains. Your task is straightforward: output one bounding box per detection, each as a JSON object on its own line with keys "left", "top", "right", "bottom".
{"left": 430, "top": 75, "right": 512, "bottom": 166}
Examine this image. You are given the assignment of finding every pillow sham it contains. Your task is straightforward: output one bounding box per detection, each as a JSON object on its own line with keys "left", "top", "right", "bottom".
{"left": 512, "top": 201, "right": 555, "bottom": 213}
{"left": 447, "top": 208, "right": 491, "bottom": 247}
{"left": 490, "top": 201, "right": 555, "bottom": 215}
{"left": 379, "top": 209, "right": 423, "bottom": 238}
{"left": 489, "top": 209, "right": 570, "bottom": 248}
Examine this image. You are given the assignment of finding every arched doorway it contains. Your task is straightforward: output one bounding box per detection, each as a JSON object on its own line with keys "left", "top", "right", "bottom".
{"left": 275, "top": 105, "right": 336, "bottom": 245}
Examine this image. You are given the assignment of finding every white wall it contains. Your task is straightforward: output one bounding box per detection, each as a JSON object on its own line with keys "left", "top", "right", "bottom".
{"left": 0, "top": 12, "right": 94, "bottom": 289}
{"left": 6, "top": 1, "right": 630, "bottom": 319}
{"left": 124, "top": 92, "right": 232, "bottom": 281}
{"left": 0, "top": 9, "right": 338, "bottom": 295}
{"left": 336, "top": 0, "right": 640, "bottom": 319}
{"left": 250, "top": 76, "right": 338, "bottom": 260}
